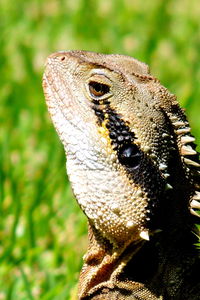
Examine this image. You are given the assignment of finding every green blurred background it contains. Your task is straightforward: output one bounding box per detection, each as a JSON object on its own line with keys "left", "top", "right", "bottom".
{"left": 1, "top": 0, "right": 200, "bottom": 299}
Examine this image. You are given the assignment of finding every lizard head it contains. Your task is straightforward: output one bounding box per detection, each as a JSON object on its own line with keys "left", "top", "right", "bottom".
{"left": 43, "top": 50, "right": 199, "bottom": 247}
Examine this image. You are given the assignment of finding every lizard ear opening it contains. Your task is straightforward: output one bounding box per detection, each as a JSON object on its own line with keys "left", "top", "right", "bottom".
{"left": 118, "top": 144, "right": 142, "bottom": 169}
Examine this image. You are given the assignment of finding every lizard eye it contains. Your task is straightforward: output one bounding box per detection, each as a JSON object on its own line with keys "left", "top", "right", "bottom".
{"left": 89, "top": 81, "right": 110, "bottom": 98}
{"left": 118, "top": 144, "right": 142, "bottom": 169}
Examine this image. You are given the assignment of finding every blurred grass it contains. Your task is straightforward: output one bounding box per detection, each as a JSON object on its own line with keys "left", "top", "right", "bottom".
{"left": 0, "top": 0, "right": 200, "bottom": 299}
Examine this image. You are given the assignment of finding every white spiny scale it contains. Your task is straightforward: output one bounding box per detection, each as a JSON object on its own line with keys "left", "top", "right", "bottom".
{"left": 165, "top": 183, "right": 173, "bottom": 190}
{"left": 190, "top": 208, "right": 200, "bottom": 218}
{"left": 162, "top": 132, "right": 169, "bottom": 138}
{"left": 181, "top": 145, "right": 196, "bottom": 156}
{"left": 173, "top": 121, "right": 186, "bottom": 127}
{"left": 139, "top": 230, "right": 150, "bottom": 241}
{"left": 158, "top": 163, "right": 167, "bottom": 171}
{"left": 190, "top": 200, "right": 200, "bottom": 209}
{"left": 180, "top": 136, "right": 195, "bottom": 144}
{"left": 170, "top": 115, "right": 178, "bottom": 122}
{"left": 176, "top": 128, "right": 191, "bottom": 135}
{"left": 163, "top": 173, "right": 170, "bottom": 179}
{"left": 183, "top": 158, "right": 200, "bottom": 167}
{"left": 193, "top": 191, "right": 200, "bottom": 200}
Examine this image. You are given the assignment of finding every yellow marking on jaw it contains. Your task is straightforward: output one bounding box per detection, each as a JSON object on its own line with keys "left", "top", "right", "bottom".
{"left": 98, "top": 120, "right": 113, "bottom": 153}
{"left": 98, "top": 120, "right": 109, "bottom": 138}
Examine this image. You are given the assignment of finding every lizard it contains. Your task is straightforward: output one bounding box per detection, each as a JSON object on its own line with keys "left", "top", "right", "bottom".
{"left": 42, "top": 50, "right": 200, "bottom": 300}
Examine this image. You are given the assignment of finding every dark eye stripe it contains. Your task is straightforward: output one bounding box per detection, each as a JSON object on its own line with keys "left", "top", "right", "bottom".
{"left": 105, "top": 107, "right": 136, "bottom": 149}
{"left": 92, "top": 103, "right": 166, "bottom": 228}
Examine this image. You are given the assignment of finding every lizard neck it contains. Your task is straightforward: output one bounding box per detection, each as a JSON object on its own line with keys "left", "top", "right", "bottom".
{"left": 78, "top": 222, "right": 144, "bottom": 299}
{"left": 121, "top": 217, "right": 199, "bottom": 299}
{"left": 79, "top": 190, "right": 199, "bottom": 300}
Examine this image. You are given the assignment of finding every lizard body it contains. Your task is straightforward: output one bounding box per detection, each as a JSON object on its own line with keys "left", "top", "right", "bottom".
{"left": 43, "top": 51, "right": 200, "bottom": 300}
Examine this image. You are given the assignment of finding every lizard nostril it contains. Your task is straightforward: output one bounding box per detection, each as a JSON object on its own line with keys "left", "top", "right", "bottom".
{"left": 60, "top": 56, "right": 66, "bottom": 61}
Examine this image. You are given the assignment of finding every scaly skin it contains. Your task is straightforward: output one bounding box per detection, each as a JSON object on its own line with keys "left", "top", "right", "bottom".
{"left": 43, "top": 51, "right": 200, "bottom": 300}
